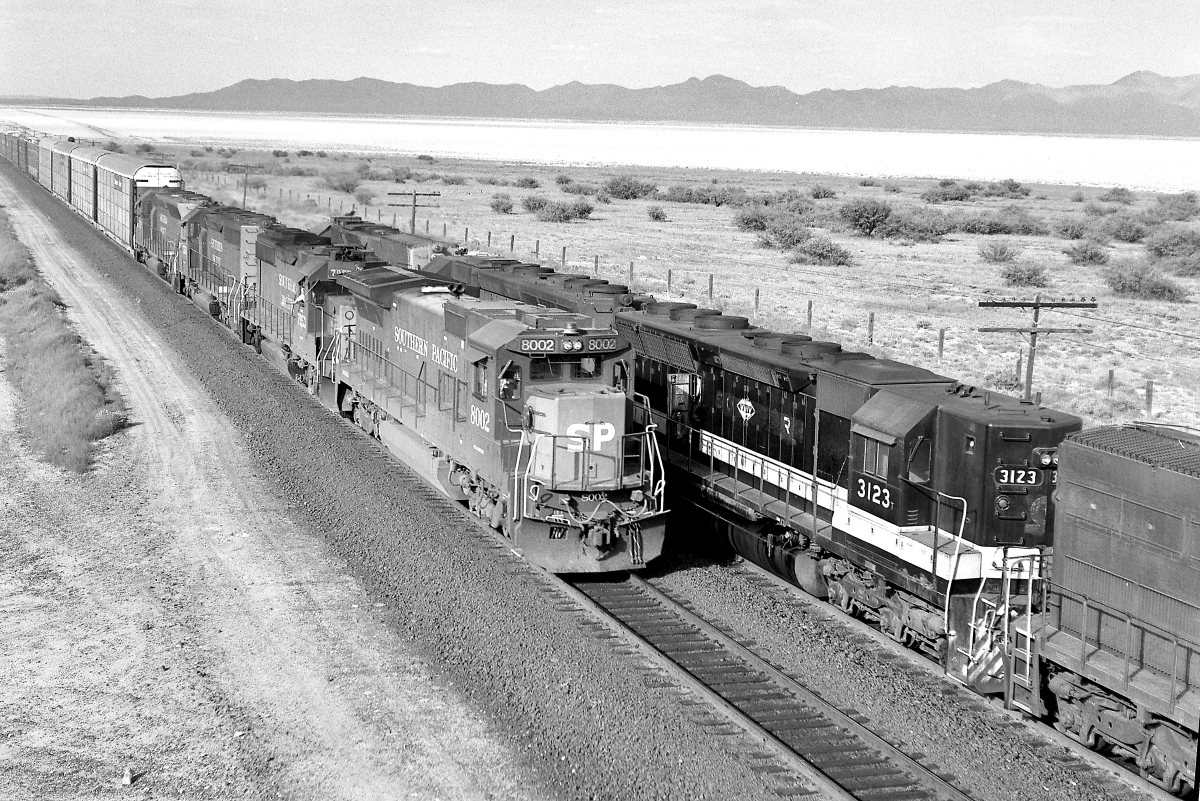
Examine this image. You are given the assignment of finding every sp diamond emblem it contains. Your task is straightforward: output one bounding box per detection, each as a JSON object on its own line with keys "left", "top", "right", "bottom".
{"left": 736, "top": 398, "right": 755, "bottom": 422}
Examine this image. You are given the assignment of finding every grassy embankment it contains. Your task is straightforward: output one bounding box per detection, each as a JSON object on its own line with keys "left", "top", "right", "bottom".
{"left": 142, "top": 142, "right": 1199, "bottom": 427}
{"left": 0, "top": 208, "right": 125, "bottom": 471}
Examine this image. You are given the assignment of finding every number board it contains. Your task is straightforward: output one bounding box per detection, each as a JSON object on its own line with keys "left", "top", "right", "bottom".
{"left": 852, "top": 475, "right": 895, "bottom": 519}
{"left": 519, "top": 337, "right": 557, "bottom": 353}
{"left": 587, "top": 337, "right": 619, "bottom": 351}
{"left": 994, "top": 466, "right": 1043, "bottom": 486}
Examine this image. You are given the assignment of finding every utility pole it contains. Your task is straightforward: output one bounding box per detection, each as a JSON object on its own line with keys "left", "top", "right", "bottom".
{"left": 387, "top": 191, "right": 441, "bottom": 234}
{"left": 228, "top": 164, "right": 259, "bottom": 210}
{"left": 978, "top": 294, "right": 1096, "bottom": 401}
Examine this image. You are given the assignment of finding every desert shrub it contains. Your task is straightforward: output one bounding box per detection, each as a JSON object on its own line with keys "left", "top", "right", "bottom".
{"left": 1144, "top": 223, "right": 1200, "bottom": 260}
{"left": 1053, "top": 217, "right": 1089, "bottom": 239}
{"left": 961, "top": 206, "right": 1048, "bottom": 236}
{"left": 963, "top": 181, "right": 983, "bottom": 191}
{"left": 880, "top": 207, "right": 956, "bottom": 241}
{"left": 1098, "top": 186, "right": 1135, "bottom": 205}
{"left": 521, "top": 194, "right": 549, "bottom": 212}
{"left": 1104, "top": 214, "right": 1148, "bottom": 243}
{"left": 353, "top": 189, "right": 374, "bottom": 207}
{"left": 838, "top": 199, "right": 893, "bottom": 236}
{"left": 1104, "top": 260, "right": 1189, "bottom": 301}
{"left": 273, "top": 165, "right": 317, "bottom": 177}
{"left": 1001, "top": 262, "right": 1049, "bottom": 287}
{"left": 354, "top": 161, "right": 372, "bottom": 176}
{"left": 733, "top": 205, "right": 771, "bottom": 232}
{"left": 604, "top": 174, "right": 657, "bottom": 200}
{"left": 555, "top": 174, "right": 572, "bottom": 185}
{"left": 790, "top": 237, "right": 852, "bottom": 266}
{"left": 657, "top": 184, "right": 748, "bottom": 207}
{"left": 921, "top": 184, "right": 973, "bottom": 203}
{"left": 594, "top": 189, "right": 612, "bottom": 204}
{"left": 1063, "top": 239, "right": 1110, "bottom": 265}
{"left": 315, "top": 150, "right": 327, "bottom": 158}
{"left": 562, "top": 182, "right": 598, "bottom": 196}
{"left": 1084, "top": 202, "right": 1118, "bottom": 217}
{"left": 296, "top": 149, "right": 312, "bottom": 157}
{"left": 1150, "top": 192, "right": 1199, "bottom": 222}
{"left": 1172, "top": 253, "right": 1200, "bottom": 276}
{"left": 136, "top": 142, "right": 155, "bottom": 153}
{"left": 489, "top": 193, "right": 513, "bottom": 214}
{"left": 883, "top": 184, "right": 902, "bottom": 193}
{"left": 647, "top": 205, "right": 668, "bottom": 222}
{"left": 362, "top": 167, "right": 393, "bottom": 181}
{"left": 764, "top": 213, "right": 812, "bottom": 248}
{"left": 979, "top": 240, "right": 1022, "bottom": 263}
{"left": 188, "top": 149, "right": 206, "bottom": 157}
{"left": 858, "top": 178, "right": 879, "bottom": 186}
{"left": 982, "top": 178, "right": 1031, "bottom": 198}
{"left": 203, "top": 145, "right": 214, "bottom": 153}
{"left": 810, "top": 184, "right": 837, "bottom": 199}
{"left": 245, "top": 175, "right": 268, "bottom": 190}
{"left": 535, "top": 199, "right": 593, "bottom": 222}
{"left": 417, "top": 154, "right": 436, "bottom": 162}
{"left": 477, "top": 176, "right": 507, "bottom": 186}
{"left": 322, "top": 168, "right": 361, "bottom": 193}
{"left": 271, "top": 149, "right": 288, "bottom": 157}
{"left": 938, "top": 178, "right": 957, "bottom": 187}
{"left": 515, "top": 176, "right": 540, "bottom": 189}
{"left": 1070, "top": 191, "right": 1085, "bottom": 202}
{"left": 442, "top": 174, "right": 467, "bottom": 185}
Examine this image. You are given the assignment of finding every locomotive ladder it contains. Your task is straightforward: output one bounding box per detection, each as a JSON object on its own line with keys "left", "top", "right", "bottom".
{"left": 1003, "top": 556, "right": 1042, "bottom": 716}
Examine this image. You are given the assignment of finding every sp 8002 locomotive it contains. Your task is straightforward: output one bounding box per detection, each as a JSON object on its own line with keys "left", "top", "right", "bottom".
{"left": 1, "top": 130, "right": 1194, "bottom": 793}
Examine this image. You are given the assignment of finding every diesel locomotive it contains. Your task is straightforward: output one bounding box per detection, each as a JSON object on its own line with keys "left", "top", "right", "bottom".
{"left": 2, "top": 131, "right": 1194, "bottom": 793}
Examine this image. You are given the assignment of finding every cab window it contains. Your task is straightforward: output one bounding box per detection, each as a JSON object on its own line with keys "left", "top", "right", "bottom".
{"left": 472, "top": 358, "right": 489, "bottom": 400}
{"left": 530, "top": 358, "right": 558, "bottom": 381}
{"left": 571, "top": 357, "right": 600, "bottom": 380}
{"left": 499, "top": 361, "right": 522, "bottom": 400}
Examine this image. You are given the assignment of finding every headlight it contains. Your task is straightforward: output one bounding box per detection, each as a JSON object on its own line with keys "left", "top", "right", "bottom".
{"left": 1052, "top": 452, "right": 1059, "bottom": 465}
{"left": 1038, "top": 451, "right": 1053, "bottom": 467}
{"left": 996, "top": 495, "right": 1012, "bottom": 512}
{"left": 630, "top": 489, "right": 644, "bottom": 502}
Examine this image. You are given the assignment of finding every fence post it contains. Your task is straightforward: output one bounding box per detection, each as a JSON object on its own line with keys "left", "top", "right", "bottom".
{"left": 535, "top": 239, "right": 540, "bottom": 257}
{"left": 667, "top": 269, "right": 672, "bottom": 294}
{"left": 806, "top": 300, "right": 813, "bottom": 329}
{"left": 426, "top": 220, "right": 430, "bottom": 234}
{"left": 443, "top": 222, "right": 447, "bottom": 237}
{"left": 708, "top": 273, "right": 714, "bottom": 303}
{"left": 868, "top": 312, "right": 875, "bottom": 345}
{"left": 510, "top": 234, "right": 515, "bottom": 252}
{"left": 594, "top": 255, "right": 599, "bottom": 275}
{"left": 561, "top": 246, "right": 567, "bottom": 269}
{"left": 938, "top": 328, "right": 946, "bottom": 360}
{"left": 487, "top": 231, "right": 492, "bottom": 247}
{"left": 464, "top": 227, "right": 469, "bottom": 243}
{"left": 628, "top": 261, "right": 634, "bottom": 286}
{"left": 392, "top": 213, "right": 397, "bottom": 227}
{"left": 754, "top": 287, "right": 760, "bottom": 315}
{"left": 1145, "top": 380, "right": 1154, "bottom": 415}
{"left": 1108, "top": 369, "right": 1114, "bottom": 397}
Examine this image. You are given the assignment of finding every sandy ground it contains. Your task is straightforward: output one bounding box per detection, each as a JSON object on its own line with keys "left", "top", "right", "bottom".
{"left": 0, "top": 177, "right": 543, "bottom": 799}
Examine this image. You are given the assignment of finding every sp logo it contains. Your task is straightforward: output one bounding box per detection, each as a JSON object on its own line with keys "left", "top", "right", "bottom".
{"left": 736, "top": 398, "right": 755, "bottom": 422}
{"left": 565, "top": 422, "right": 616, "bottom": 452}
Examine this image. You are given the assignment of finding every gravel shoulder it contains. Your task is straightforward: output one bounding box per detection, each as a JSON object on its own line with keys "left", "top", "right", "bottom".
{"left": 0, "top": 173, "right": 545, "bottom": 800}
{"left": 0, "top": 165, "right": 782, "bottom": 800}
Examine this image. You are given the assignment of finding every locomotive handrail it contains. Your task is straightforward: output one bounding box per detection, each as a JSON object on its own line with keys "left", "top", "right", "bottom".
{"left": 1040, "top": 579, "right": 1199, "bottom": 709}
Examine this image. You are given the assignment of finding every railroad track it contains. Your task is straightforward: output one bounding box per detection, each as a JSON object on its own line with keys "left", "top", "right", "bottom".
{"left": 560, "top": 573, "right": 975, "bottom": 801}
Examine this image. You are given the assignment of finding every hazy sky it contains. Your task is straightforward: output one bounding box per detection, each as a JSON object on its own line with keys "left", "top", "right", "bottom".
{"left": 2, "top": 0, "right": 1199, "bottom": 98}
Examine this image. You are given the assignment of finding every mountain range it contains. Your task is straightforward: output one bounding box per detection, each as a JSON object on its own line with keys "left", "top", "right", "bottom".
{"left": 22, "top": 72, "right": 1200, "bottom": 136}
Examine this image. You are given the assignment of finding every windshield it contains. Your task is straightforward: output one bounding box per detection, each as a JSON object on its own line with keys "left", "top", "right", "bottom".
{"left": 529, "top": 356, "right": 602, "bottom": 382}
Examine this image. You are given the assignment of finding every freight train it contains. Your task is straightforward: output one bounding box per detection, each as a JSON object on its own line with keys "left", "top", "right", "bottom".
{"left": 327, "top": 219, "right": 1199, "bottom": 795}
{"left": 1, "top": 130, "right": 1194, "bottom": 793}
{"left": 0, "top": 130, "right": 666, "bottom": 573}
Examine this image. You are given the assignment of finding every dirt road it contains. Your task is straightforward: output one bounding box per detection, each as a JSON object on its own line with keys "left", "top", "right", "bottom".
{"left": 0, "top": 177, "right": 543, "bottom": 799}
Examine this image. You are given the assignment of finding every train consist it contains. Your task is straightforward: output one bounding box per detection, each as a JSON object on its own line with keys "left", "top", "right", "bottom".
{"left": 2, "top": 130, "right": 1195, "bottom": 793}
